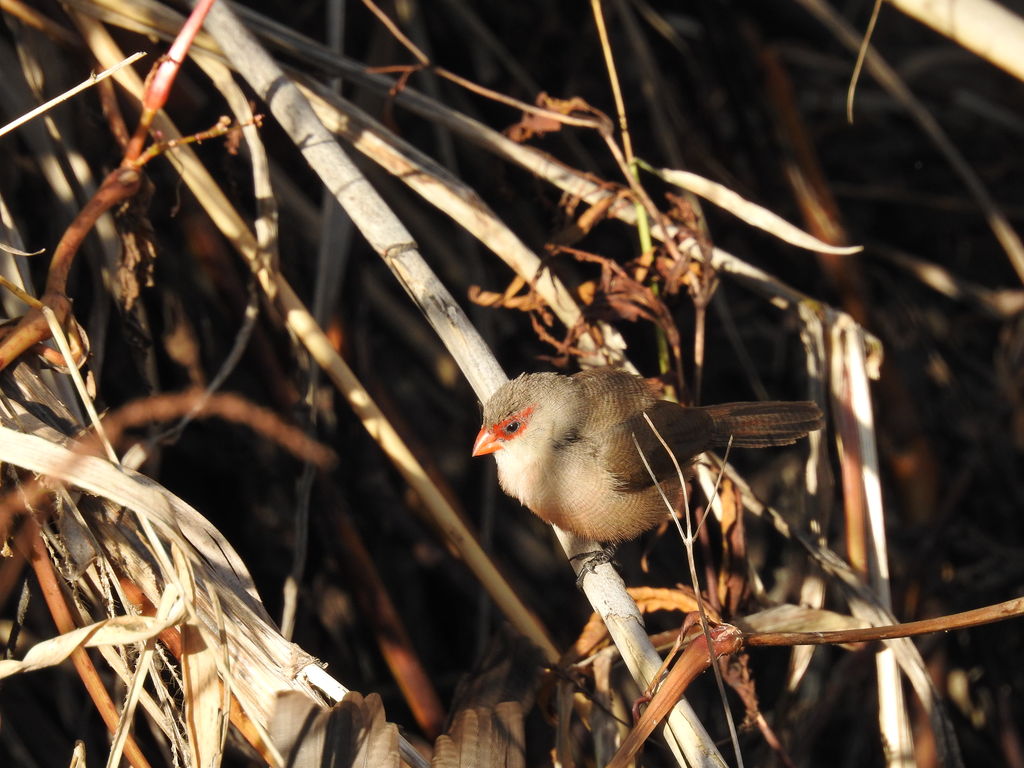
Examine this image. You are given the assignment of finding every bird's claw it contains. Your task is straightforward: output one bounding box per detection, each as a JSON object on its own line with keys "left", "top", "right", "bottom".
{"left": 570, "top": 545, "right": 617, "bottom": 588}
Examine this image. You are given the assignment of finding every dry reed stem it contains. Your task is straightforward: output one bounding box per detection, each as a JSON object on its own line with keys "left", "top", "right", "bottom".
{"left": 74, "top": 11, "right": 556, "bottom": 667}
{"left": 22, "top": 519, "right": 153, "bottom": 768}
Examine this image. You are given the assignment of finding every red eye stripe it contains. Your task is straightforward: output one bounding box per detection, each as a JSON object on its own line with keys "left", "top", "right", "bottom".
{"left": 496, "top": 405, "right": 534, "bottom": 438}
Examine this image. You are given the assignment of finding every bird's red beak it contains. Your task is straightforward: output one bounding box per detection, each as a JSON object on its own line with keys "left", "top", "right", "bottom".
{"left": 472, "top": 427, "right": 502, "bottom": 456}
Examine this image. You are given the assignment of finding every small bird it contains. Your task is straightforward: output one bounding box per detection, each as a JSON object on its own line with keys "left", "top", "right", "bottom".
{"left": 473, "top": 368, "right": 823, "bottom": 543}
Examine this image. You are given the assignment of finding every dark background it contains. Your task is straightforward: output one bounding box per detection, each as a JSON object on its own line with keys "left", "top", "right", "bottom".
{"left": 1, "top": 1, "right": 1022, "bottom": 766}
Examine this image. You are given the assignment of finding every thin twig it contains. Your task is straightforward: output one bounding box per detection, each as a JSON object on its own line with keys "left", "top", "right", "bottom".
{"left": 0, "top": 51, "right": 146, "bottom": 139}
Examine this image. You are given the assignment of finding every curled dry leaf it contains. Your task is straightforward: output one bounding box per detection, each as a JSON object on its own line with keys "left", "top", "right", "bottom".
{"left": 647, "top": 163, "right": 863, "bottom": 256}
{"left": 0, "top": 611, "right": 184, "bottom": 679}
{"left": 505, "top": 91, "right": 610, "bottom": 142}
{"left": 554, "top": 245, "right": 683, "bottom": 365}
{"left": 0, "top": 242, "right": 45, "bottom": 257}
{"left": 467, "top": 279, "right": 550, "bottom": 314}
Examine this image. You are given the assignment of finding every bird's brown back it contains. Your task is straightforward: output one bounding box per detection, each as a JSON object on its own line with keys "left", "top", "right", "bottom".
{"left": 605, "top": 398, "right": 823, "bottom": 492}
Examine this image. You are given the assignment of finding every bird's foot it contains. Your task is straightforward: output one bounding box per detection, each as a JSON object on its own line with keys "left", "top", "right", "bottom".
{"left": 570, "top": 545, "right": 618, "bottom": 588}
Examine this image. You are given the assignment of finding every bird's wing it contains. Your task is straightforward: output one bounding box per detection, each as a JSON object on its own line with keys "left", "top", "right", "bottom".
{"left": 603, "top": 400, "right": 715, "bottom": 491}
{"left": 700, "top": 401, "right": 824, "bottom": 447}
{"left": 603, "top": 399, "right": 824, "bottom": 491}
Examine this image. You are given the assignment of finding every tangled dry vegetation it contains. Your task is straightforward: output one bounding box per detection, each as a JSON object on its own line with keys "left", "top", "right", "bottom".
{"left": 0, "top": 1, "right": 1022, "bottom": 767}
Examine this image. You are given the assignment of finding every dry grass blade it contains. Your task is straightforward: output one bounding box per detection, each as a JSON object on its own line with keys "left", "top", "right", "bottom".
{"left": 828, "top": 314, "right": 914, "bottom": 766}
{"left": 644, "top": 163, "right": 863, "bottom": 255}
{"left": 105, "top": 585, "right": 183, "bottom": 768}
{"left": 0, "top": 606, "right": 182, "bottom": 678}
{"left": 0, "top": 51, "right": 145, "bottom": 138}
{"left": 737, "top": 603, "right": 870, "bottom": 636}
{"left": 0, "top": 398, "right": 323, "bottom": 756}
{"left": 743, "top": 597, "right": 1024, "bottom": 646}
{"left": 175, "top": 546, "right": 229, "bottom": 768}
{"left": 874, "top": 245, "right": 1024, "bottom": 318}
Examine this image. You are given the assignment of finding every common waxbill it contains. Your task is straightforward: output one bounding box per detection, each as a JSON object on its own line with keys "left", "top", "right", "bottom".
{"left": 472, "top": 368, "right": 823, "bottom": 543}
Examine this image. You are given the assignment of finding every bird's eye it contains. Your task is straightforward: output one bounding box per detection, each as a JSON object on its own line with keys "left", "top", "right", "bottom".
{"left": 503, "top": 420, "right": 521, "bottom": 435}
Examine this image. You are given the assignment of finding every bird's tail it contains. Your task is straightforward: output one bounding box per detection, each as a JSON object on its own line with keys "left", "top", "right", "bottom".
{"left": 701, "top": 401, "right": 824, "bottom": 448}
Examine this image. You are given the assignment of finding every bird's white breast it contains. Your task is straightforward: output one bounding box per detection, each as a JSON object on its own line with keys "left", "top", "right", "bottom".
{"left": 493, "top": 443, "right": 543, "bottom": 509}
{"left": 493, "top": 436, "right": 626, "bottom": 538}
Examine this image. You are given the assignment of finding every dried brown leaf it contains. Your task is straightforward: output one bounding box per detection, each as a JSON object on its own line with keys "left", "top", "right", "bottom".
{"left": 271, "top": 691, "right": 400, "bottom": 768}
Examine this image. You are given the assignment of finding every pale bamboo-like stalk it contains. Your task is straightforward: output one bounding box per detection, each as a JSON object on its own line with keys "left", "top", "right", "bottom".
{"left": 788, "top": 302, "right": 830, "bottom": 691}
{"left": 888, "top": 0, "right": 1024, "bottom": 83}
{"left": 830, "top": 315, "right": 913, "bottom": 767}
{"left": 296, "top": 79, "right": 632, "bottom": 372}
